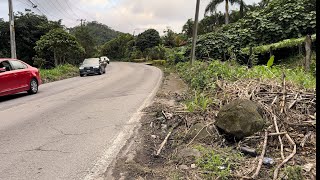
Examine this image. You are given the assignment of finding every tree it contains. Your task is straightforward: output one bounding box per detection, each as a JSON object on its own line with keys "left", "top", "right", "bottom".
{"left": 205, "top": 0, "right": 241, "bottom": 24}
{"left": 162, "top": 28, "right": 177, "bottom": 47}
{"left": 0, "top": 11, "right": 63, "bottom": 65}
{"left": 182, "top": 19, "right": 194, "bottom": 37}
{"left": 35, "top": 28, "right": 85, "bottom": 66}
{"left": 100, "top": 33, "right": 134, "bottom": 60}
{"left": 72, "top": 26, "right": 96, "bottom": 58}
{"left": 136, "top": 29, "right": 161, "bottom": 52}
{"left": 69, "top": 21, "right": 121, "bottom": 46}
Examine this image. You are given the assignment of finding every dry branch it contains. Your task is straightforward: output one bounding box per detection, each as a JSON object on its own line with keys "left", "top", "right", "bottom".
{"left": 251, "top": 131, "right": 268, "bottom": 179}
{"left": 273, "top": 133, "right": 297, "bottom": 180}
{"left": 156, "top": 131, "right": 172, "bottom": 156}
{"left": 273, "top": 115, "right": 285, "bottom": 160}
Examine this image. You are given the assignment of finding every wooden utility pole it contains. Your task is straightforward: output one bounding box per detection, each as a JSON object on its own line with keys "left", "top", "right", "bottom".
{"left": 77, "top": 19, "right": 86, "bottom": 26}
{"left": 304, "top": 35, "right": 312, "bottom": 72}
{"left": 8, "top": 0, "right": 17, "bottom": 59}
{"left": 190, "top": 0, "right": 200, "bottom": 65}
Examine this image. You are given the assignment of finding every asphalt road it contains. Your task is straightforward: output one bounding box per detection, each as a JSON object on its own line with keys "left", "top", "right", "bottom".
{"left": 0, "top": 62, "right": 162, "bottom": 180}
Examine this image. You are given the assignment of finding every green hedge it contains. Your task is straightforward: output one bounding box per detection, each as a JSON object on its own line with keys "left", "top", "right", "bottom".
{"left": 241, "top": 34, "right": 316, "bottom": 55}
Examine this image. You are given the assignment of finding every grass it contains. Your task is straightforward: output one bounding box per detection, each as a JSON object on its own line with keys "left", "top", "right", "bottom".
{"left": 194, "top": 145, "right": 243, "bottom": 180}
{"left": 284, "top": 166, "right": 303, "bottom": 180}
{"left": 176, "top": 58, "right": 316, "bottom": 91}
{"left": 40, "top": 64, "right": 79, "bottom": 83}
{"left": 185, "top": 91, "right": 215, "bottom": 112}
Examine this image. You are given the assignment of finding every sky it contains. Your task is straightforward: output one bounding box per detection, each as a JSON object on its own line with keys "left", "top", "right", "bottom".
{"left": 0, "top": 0, "right": 260, "bottom": 35}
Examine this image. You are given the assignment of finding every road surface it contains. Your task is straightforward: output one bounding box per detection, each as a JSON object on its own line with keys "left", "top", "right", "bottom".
{"left": 0, "top": 62, "right": 162, "bottom": 180}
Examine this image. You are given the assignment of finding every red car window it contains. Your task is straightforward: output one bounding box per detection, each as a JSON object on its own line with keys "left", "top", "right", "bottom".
{"left": 10, "top": 60, "right": 27, "bottom": 70}
{"left": 0, "top": 61, "right": 13, "bottom": 71}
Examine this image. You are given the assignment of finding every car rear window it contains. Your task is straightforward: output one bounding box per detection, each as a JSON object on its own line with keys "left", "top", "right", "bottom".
{"left": 10, "top": 60, "right": 27, "bottom": 70}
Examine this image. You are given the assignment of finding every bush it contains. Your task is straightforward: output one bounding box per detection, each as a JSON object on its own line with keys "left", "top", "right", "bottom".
{"left": 40, "top": 64, "right": 78, "bottom": 83}
{"left": 187, "top": 0, "right": 316, "bottom": 63}
{"left": 176, "top": 60, "right": 316, "bottom": 90}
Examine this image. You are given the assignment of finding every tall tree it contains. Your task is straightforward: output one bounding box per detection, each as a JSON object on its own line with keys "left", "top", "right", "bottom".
{"left": 136, "top": 29, "right": 161, "bottom": 52}
{"left": 35, "top": 28, "right": 85, "bottom": 66}
{"left": 182, "top": 19, "right": 194, "bottom": 37}
{"left": 72, "top": 26, "right": 96, "bottom": 58}
{"left": 0, "top": 11, "right": 63, "bottom": 64}
{"left": 205, "top": 0, "right": 242, "bottom": 24}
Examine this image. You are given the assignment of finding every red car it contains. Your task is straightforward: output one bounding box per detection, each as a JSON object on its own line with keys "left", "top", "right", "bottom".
{"left": 0, "top": 58, "right": 41, "bottom": 97}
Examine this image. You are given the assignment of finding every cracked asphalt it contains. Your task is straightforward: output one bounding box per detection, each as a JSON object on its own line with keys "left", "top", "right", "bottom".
{"left": 0, "top": 62, "right": 162, "bottom": 180}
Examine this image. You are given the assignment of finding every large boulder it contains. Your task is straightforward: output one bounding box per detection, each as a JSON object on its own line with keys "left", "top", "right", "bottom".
{"left": 215, "top": 99, "right": 266, "bottom": 140}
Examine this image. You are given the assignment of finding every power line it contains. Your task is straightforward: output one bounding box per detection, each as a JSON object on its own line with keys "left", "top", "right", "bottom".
{"left": 53, "top": 0, "right": 78, "bottom": 20}
{"left": 64, "top": 0, "right": 81, "bottom": 20}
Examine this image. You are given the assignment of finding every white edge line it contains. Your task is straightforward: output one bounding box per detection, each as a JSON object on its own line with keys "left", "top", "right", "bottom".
{"left": 83, "top": 66, "right": 163, "bottom": 180}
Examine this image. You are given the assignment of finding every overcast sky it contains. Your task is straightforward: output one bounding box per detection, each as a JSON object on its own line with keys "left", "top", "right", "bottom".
{"left": 0, "top": 0, "right": 260, "bottom": 35}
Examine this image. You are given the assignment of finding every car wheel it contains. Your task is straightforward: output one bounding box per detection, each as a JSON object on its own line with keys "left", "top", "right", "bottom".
{"left": 98, "top": 68, "right": 102, "bottom": 75}
{"left": 80, "top": 74, "right": 84, "bottom": 77}
{"left": 27, "top": 78, "right": 38, "bottom": 95}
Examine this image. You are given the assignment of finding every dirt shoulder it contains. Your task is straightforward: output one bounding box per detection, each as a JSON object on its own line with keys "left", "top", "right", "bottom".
{"left": 102, "top": 68, "right": 316, "bottom": 180}
{"left": 103, "top": 71, "right": 189, "bottom": 180}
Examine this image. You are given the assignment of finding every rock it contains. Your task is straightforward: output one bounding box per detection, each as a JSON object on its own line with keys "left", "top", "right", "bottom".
{"left": 177, "top": 148, "right": 201, "bottom": 159}
{"left": 179, "top": 164, "right": 189, "bottom": 170}
{"left": 151, "top": 135, "right": 157, "bottom": 139}
{"left": 263, "top": 157, "right": 274, "bottom": 166}
{"left": 215, "top": 99, "right": 266, "bottom": 140}
{"left": 191, "top": 164, "right": 197, "bottom": 169}
{"left": 185, "top": 123, "right": 214, "bottom": 142}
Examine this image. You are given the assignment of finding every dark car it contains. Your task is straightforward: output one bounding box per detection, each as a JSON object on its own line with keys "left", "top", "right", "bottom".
{"left": 79, "top": 58, "right": 106, "bottom": 77}
{"left": 0, "top": 58, "right": 41, "bottom": 97}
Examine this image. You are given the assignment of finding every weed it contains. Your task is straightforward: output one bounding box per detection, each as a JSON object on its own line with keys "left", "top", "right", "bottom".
{"left": 40, "top": 64, "right": 78, "bottom": 83}
{"left": 185, "top": 91, "right": 214, "bottom": 112}
{"left": 195, "top": 145, "right": 243, "bottom": 180}
{"left": 284, "top": 166, "right": 304, "bottom": 180}
{"left": 176, "top": 59, "right": 315, "bottom": 90}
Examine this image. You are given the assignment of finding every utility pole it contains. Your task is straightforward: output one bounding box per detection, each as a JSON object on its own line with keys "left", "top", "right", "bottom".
{"left": 77, "top": 19, "right": 86, "bottom": 26}
{"left": 8, "top": 0, "right": 17, "bottom": 59}
{"left": 190, "top": 0, "right": 200, "bottom": 65}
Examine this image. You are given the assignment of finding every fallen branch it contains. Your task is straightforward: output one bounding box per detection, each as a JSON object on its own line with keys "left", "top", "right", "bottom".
{"left": 273, "top": 133, "right": 297, "bottom": 180}
{"left": 186, "top": 122, "right": 214, "bottom": 147}
{"left": 300, "top": 131, "right": 312, "bottom": 147}
{"left": 251, "top": 131, "right": 268, "bottom": 179}
{"left": 155, "top": 131, "right": 172, "bottom": 156}
{"left": 245, "top": 132, "right": 287, "bottom": 139}
{"left": 280, "top": 72, "right": 286, "bottom": 114}
{"left": 288, "top": 93, "right": 299, "bottom": 109}
{"left": 273, "top": 115, "right": 285, "bottom": 160}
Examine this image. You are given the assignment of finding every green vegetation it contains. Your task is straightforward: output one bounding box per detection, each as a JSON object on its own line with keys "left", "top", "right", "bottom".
{"left": 35, "top": 28, "right": 85, "bottom": 67}
{"left": 284, "top": 166, "right": 303, "bottom": 180}
{"left": 40, "top": 64, "right": 78, "bottom": 83}
{"left": 186, "top": 0, "right": 316, "bottom": 63}
{"left": 176, "top": 60, "right": 316, "bottom": 90}
{"left": 195, "top": 145, "right": 243, "bottom": 179}
{"left": 185, "top": 91, "right": 214, "bottom": 112}
{"left": 242, "top": 34, "right": 316, "bottom": 55}
{"left": 0, "top": 12, "right": 63, "bottom": 65}
{"left": 100, "top": 34, "right": 134, "bottom": 60}
{"left": 69, "top": 21, "right": 121, "bottom": 46}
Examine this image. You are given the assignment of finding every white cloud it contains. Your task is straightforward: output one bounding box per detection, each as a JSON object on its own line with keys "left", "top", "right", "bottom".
{"left": 0, "top": 0, "right": 261, "bottom": 34}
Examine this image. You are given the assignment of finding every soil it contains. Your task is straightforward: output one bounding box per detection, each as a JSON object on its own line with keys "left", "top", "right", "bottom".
{"left": 103, "top": 71, "right": 189, "bottom": 180}
{"left": 102, "top": 69, "right": 316, "bottom": 180}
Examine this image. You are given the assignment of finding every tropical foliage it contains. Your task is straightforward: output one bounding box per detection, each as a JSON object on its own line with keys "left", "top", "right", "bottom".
{"left": 0, "top": 11, "right": 63, "bottom": 65}
{"left": 186, "top": 0, "right": 316, "bottom": 64}
{"left": 35, "top": 28, "right": 85, "bottom": 67}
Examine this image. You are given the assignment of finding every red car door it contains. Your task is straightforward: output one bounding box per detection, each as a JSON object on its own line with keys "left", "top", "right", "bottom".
{"left": 0, "top": 61, "right": 16, "bottom": 95}
{"left": 9, "top": 60, "right": 30, "bottom": 90}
